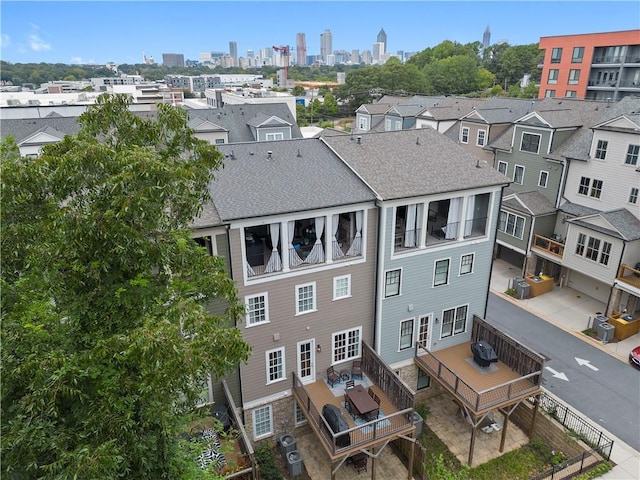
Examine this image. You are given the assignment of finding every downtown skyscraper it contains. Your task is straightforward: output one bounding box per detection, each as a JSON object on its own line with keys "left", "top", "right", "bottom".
{"left": 377, "top": 28, "right": 387, "bottom": 53}
{"left": 320, "top": 29, "right": 332, "bottom": 62}
{"left": 296, "top": 33, "right": 307, "bottom": 66}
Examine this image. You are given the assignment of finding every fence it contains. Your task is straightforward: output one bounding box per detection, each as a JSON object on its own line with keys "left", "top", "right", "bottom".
{"left": 528, "top": 392, "right": 613, "bottom": 480}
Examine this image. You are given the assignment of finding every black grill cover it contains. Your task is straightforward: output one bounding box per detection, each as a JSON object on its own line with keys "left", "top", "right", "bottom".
{"left": 322, "top": 404, "right": 351, "bottom": 447}
{"left": 471, "top": 341, "right": 498, "bottom": 367}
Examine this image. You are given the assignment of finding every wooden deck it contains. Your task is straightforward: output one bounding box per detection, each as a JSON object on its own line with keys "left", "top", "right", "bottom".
{"left": 617, "top": 263, "right": 640, "bottom": 289}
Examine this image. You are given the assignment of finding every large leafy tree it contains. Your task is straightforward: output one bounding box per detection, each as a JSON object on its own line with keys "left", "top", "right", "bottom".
{"left": 1, "top": 94, "right": 250, "bottom": 479}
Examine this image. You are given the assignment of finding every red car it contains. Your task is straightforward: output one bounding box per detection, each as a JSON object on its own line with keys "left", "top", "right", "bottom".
{"left": 629, "top": 346, "right": 640, "bottom": 369}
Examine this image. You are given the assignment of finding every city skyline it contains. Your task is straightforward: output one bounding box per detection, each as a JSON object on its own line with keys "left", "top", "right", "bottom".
{"left": 1, "top": 1, "right": 639, "bottom": 65}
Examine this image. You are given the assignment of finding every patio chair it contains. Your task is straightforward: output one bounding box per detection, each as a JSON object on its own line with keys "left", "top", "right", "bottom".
{"left": 373, "top": 394, "right": 381, "bottom": 405}
{"left": 351, "top": 360, "right": 363, "bottom": 380}
{"left": 327, "top": 366, "right": 340, "bottom": 388}
{"left": 368, "top": 387, "right": 375, "bottom": 398}
{"left": 364, "top": 408, "right": 379, "bottom": 422}
{"left": 344, "top": 393, "right": 351, "bottom": 413}
{"left": 345, "top": 379, "right": 355, "bottom": 390}
{"left": 353, "top": 453, "right": 367, "bottom": 473}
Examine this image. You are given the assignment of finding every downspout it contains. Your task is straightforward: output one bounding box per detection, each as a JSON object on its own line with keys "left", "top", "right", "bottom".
{"left": 484, "top": 186, "right": 506, "bottom": 319}
{"left": 605, "top": 242, "right": 626, "bottom": 315}
{"left": 557, "top": 156, "right": 570, "bottom": 209}
{"left": 524, "top": 215, "right": 537, "bottom": 278}
{"left": 225, "top": 223, "right": 245, "bottom": 410}
{"left": 374, "top": 201, "right": 387, "bottom": 354}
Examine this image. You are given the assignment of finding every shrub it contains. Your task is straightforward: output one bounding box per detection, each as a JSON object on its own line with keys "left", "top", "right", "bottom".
{"left": 254, "top": 441, "right": 283, "bottom": 480}
{"left": 572, "top": 461, "right": 612, "bottom": 479}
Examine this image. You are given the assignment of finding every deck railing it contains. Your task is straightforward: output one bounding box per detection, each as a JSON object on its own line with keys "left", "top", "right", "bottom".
{"left": 222, "top": 380, "right": 258, "bottom": 480}
{"left": 291, "top": 372, "right": 414, "bottom": 456}
{"left": 617, "top": 263, "right": 640, "bottom": 286}
{"left": 415, "top": 317, "right": 544, "bottom": 413}
{"left": 532, "top": 234, "right": 565, "bottom": 258}
{"left": 361, "top": 341, "right": 414, "bottom": 412}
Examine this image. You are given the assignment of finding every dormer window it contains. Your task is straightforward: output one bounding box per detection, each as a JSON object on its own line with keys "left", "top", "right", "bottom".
{"left": 520, "top": 132, "right": 541, "bottom": 154}
{"left": 595, "top": 140, "right": 608, "bottom": 160}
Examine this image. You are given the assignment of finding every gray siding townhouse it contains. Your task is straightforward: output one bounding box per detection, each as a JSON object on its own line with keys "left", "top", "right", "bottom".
{"left": 415, "top": 97, "right": 483, "bottom": 133}
{"left": 323, "top": 129, "right": 510, "bottom": 389}
{"left": 210, "top": 138, "right": 378, "bottom": 442}
{"left": 528, "top": 96, "right": 640, "bottom": 321}
{"left": 488, "top": 98, "right": 611, "bottom": 269}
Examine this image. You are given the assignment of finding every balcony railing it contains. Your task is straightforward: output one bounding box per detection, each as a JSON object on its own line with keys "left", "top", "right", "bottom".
{"left": 394, "top": 228, "right": 421, "bottom": 252}
{"left": 592, "top": 55, "right": 625, "bottom": 64}
{"left": 414, "top": 316, "right": 544, "bottom": 414}
{"left": 532, "top": 234, "right": 565, "bottom": 258}
{"left": 221, "top": 380, "right": 258, "bottom": 480}
{"left": 616, "top": 263, "right": 640, "bottom": 290}
{"left": 463, "top": 216, "right": 487, "bottom": 239}
{"left": 361, "top": 341, "right": 414, "bottom": 412}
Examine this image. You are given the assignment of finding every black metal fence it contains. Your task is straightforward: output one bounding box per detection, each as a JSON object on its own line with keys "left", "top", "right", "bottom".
{"left": 528, "top": 393, "right": 613, "bottom": 480}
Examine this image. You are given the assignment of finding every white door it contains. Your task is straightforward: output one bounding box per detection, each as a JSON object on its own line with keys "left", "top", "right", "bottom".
{"left": 418, "top": 314, "right": 432, "bottom": 351}
{"left": 297, "top": 339, "right": 315, "bottom": 384}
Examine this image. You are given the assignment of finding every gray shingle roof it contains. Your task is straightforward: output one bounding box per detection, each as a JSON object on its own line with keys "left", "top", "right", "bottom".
{"left": 0, "top": 116, "right": 82, "bottom": 143}
{"left": 569, "top": 208, "right": 640, "bottom": 241}
{"left": 191, "top": 201, "right": 223, "bottom": 229}
{"left": 559, "top": 200, "right": 600, "bottom": 217}
{"left": 418, "top": 97, "right": 486, "bottom": 121}
{"left": 502, "top": 190, "right": 556, "bottom": 216}
{"left": 322, "top": 129, "right": 509, "bottom": 201}
{"left": 210, "top": 138, "right": 377, "bottom": 221}
{"left": 467, "top": 98, "right": 540, "bottom": 124}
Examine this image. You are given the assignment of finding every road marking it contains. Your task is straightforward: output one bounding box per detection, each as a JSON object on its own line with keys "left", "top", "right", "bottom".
{"left": 575, "top": 357, "right": 599, "bottom": 371}
{"left": 545, "top": 366, "right": 569, "bottom": 381}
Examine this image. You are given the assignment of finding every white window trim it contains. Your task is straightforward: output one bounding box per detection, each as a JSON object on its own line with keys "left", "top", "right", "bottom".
{"left": 265, "top": 347, "right": 286, "bottom": 385}
{"left": 499, "top": 211, "right": 526, "bottom": 240}
{"left": 245, "top": 292, "right": 269, "bottom": 327}
{"left": 513, "top": 164, "right": 525, "bottom": 185}
{"left": 625, "top": 144, "right": 639, "bottom": 166}
{"left": 252, "top": 405, "right": 273, "bottom": 440}
{"left": 331, "top": 326, "right": 362, "bottom": 365}
{"left": 433, "top": 258, "right": 450, "bottom": 287}
{"left": 294, "top": 401, "right": 308, "bottom": 426}
{"left": 497, "top": 160, "right": 508, "bottom": 175}
{"left": 476, "top": 129, "right": 487, "bottom": 147}
{"left": 265, "top": 132, "right": 284, "bottom": 141}
{"left": 520, "top": 132, "right": 541, "bottom": 154}
{"left": 459, "top": 253, "right": 474, "bottom": 276}
{"left": 538, "top": 170, "right": 549, "bottom": 188}
{"left": 629, "top": 187, "right": 639, "bottom": 204}
{"left": 295, "top": 281, "right": 317, "bottom": 315}
{"left": 460, "top": 127, "right": 469, "bottom": 144}
{"left": 398, "top": 318, "right": 415, "bottom": 352}
{"left": 384, "top": 268, "right": 402, "bottom": 298}
{"left": 333, "top": 274, "right": 352, "bottom": 300}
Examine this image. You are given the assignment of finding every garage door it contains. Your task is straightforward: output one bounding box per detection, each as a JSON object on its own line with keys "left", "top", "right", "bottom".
{"left": 566, "top": 270, "right": 610, "bottom": 303}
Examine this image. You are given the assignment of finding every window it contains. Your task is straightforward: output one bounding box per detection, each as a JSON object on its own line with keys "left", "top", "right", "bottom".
{"left": 568, "top": 69, "right": 580, "bottom": 85}
{"left": 590, "top": 179, "right": 603, "bottom": 199}
{"left": 520, "top": 133, "right": 541, "bottom": 154}
{"left": 215, "top": 138, "right": 225, "bottom": 144}
{"left": 595, "top": 140, "right": 608, "bottom": 160}
{"left": 461, "top": 127, "right": 469, "bottom": 144}
{"left": 252, "top": 405, "right": 272, "bottom": 439}
{"left": 266, "top": 347, "right": 285, "bottom": 384}
{"left": 625, "top": 144, "right": 639, "bottom": 165}
{"left": 578, "top": 176, "right": 590, "bottom": 196}
{"left": 332, "top": 327, "right": 361, "bottom": 363}
{"left": 418, "top": 315, "right": 430, "bottom": 347}
{"left": 629, "top": 187, "right": 639, "bottom": 204}
{"left": 441, "top": 305, "right": 467, "bottom": 338}
{"left": 399, "top": 319, "right": 414, "bottom": 351}
{"left": 476, "top": 129, "right": 487, "bottom": 146}
{"left": 417, "top": 369, "right": 431, "bottom": 390}
{"left": 585, "top": 237, "right": 600, "bottom": 261}
{"left": 545, "top": 89, "right": 556, "bottom": 98}
{"left": 565, "top": 91, "right": 577, "bottom": 98}
{"left": 572, "top": 47, "right": 584, "bottom": 63}
{"left": 460, "top": 253, "right": 474, "bottom": 275}
{"left": 333, "top": 275, "right": 351, "bottom": 300}
{"left": 498, "top": 211, "right": 525, "bottom": 239}
{"left": 599, "top": 242, "right": 612, "bottom": 265}
{"left": 575, "top": 233, "right": 586, "bottom": 256}
{"left": 538, "top": 170, "right": 549, "bottom": 188}
{"left": 294, "top": 401, "right": 307, "bottom": 425}
{"left": 358, "top": 116, "right": 369, "bottom": 130}
{"left": 265, "top": 132, "right": 284, "bottom": 141}
{"left": 384, "top": 269, "right": 401, "bottom": 297}
{"left": 548, "top": 69, "right": 559, "bottom": 84}
{"left": 497, "top": 160, "right": 507, "bottom": 175}
{"left": 551, "top": 47, "right": 562, "bottom": 63}
{"left": 246, "top": 293, "right": 269, "bottom": 326}
{"left": 433, "top": 259, "right": 450, "bottom": 286}
{"left": 296, "top": 282, "right": 316, "bottom": 315}
{"left": 513, "top": 165, "right": 525, "bottom": 184}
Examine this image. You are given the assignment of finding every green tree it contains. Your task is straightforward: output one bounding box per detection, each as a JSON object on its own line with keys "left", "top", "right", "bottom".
{"left": 378, "top": 57, "right": 429, "bottom": 95}
{"left": 423, "top": 55, "right": 480, "bottom": 94}
{"left": 333, "top": 66, "right": 382, "bottom": 111}
{"left": 320, "top": 92, "right": 339, "bottom": 119}
{"left": 291, "top": 85, "right": 306, "bottom": 96}
{"left": 1, "top": 94, "right": 251, "bottom": 479}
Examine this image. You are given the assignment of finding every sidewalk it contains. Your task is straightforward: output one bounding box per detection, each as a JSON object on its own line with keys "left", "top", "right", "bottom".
{"left": 490, "top": 259, "right": 640, "bottom": 479}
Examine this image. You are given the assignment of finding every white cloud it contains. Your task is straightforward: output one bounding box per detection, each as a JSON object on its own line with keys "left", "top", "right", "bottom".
{"left": 70, "top": 56, "right": 83, "bottom": 64}
{"left": 0, "top": 34, "right": 10, "bottom": 48}
{"left": 29, "top": 34, "right": 51, "bottom": 52}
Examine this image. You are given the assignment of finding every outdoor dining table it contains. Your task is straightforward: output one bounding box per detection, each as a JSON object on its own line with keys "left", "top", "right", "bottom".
{"left": 345, "top": 385, "right": 378, "bottom": 420}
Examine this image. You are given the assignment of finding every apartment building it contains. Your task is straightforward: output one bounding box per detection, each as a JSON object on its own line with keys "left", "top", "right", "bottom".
{"left": 538, "top": 30, "right": 640, "bottom": 101}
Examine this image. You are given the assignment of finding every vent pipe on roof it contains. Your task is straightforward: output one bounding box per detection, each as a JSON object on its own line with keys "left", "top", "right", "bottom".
{"left": 230, "top": 150, "right": 235, "bottom": 160}
{"left": 356, "top": 136, "right": 362, "bottom": 145}
{"left": 296, "top": 149, "right": 302, "bottom": 157}
{"left": 476, "top": 159, "right": 481, "bottom": 168}
{"left": 267, "top": 151, "right": 273, "bottom": 160}
{"left": 416, "top": 137, "right": 420, "bottom": 145}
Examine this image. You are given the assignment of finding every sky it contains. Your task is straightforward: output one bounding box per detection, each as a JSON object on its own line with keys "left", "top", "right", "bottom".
{"left": 1, "top": 1, "right": 639, "bottom": 65}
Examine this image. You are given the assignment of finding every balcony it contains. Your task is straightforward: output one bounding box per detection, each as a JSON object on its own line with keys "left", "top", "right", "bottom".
{"left": 532, "top": 234, "right": 565, "bottom": 259}
{"left": 292, "top": 342, "right": 415, "bottom": 462}
{"left": 414, "top": 316, "right": 544, "bottom": 417}
{"left": 616, "top": 263, "right": 640, "bottom": 291}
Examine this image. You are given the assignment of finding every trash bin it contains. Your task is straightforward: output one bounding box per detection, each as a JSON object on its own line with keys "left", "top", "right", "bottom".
{"left": 279, "top": 434, "right": 296, "bottom": 459}
{"left": 287, "top": 450, "right": 303, "bottom": 477}
{"left": 412, "top": 411, "right": 423, "bottom": 437}
{"left": 596, "top": 322, "right": 615, "bottom": 344}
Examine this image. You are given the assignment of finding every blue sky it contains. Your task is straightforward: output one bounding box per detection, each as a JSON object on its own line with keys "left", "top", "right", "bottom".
{"left": 1, "top": 1, "right": 638, "bottom": 65}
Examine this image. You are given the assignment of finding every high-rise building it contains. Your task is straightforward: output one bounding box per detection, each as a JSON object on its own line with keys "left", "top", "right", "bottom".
{"left": 373, "top": 42, "right": 384, "bottom": 63}
{"left": 483, "top": 26, "right": 491, "bottom": 49}
{"left": 162, "top": 53, "right": 185, "bottom": 67}
{"left": 538, "top": 29, "right": 640, "bottom": 100}
{"left": 320, "top": 29, "right": 332, "bottom": 62}
{"left": 377, "top": 28, "right": 387, "bottom": 53}
{"left": 351, "top": 49, "right": 360, "bottom": 64}
{"left": 296, "top": 33, "right": 307, "bottom": 66}
{"left": 229, "top": 41, "right": 238, "bottom": 66}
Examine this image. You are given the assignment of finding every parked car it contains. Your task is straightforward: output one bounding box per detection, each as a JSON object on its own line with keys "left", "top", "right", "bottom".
{"left": 629, "top": 346, "right": 640, "bottom": 369}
